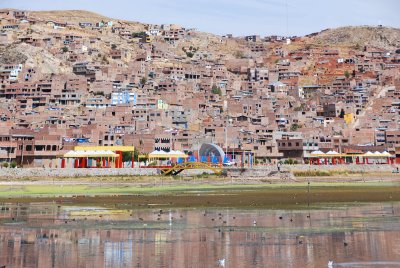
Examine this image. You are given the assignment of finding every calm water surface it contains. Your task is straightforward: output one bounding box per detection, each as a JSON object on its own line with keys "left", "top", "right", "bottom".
{"left": 1, "top": 202, "right": 400, "bottom": 267}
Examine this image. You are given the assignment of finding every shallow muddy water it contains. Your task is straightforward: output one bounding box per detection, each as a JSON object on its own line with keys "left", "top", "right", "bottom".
{"left": 1, "top": 201, "right": 400, "bottom": 267}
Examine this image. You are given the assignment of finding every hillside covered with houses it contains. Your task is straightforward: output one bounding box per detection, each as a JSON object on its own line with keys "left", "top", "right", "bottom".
{"left": 0, "top": 9, "right": 400, "bottom": 167}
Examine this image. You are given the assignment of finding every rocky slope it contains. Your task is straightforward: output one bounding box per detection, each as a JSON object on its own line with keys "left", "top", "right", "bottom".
{"left": 309, "top": 26, "right": 400, "bottom": 50}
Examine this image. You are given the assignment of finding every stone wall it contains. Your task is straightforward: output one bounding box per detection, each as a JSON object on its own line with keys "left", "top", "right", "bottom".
{"left": 226, "top": 167, "right": 293, "bottom": 179}
{"left": 0, "top": 167, "right": 217, "bottom": 179}
{"left": 0, "top": 164, "right": 397, "bottom": 179}
{"left": 225, "top": 164, "right": 398, "bottom": 178}
{"left": 283, "top": 164, "right": 398, "bottom": 173}
{"left": 0, "top": 168, "right": 159, "bottom": 179}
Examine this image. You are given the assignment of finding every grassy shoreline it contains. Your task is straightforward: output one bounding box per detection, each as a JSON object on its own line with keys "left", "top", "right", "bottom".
{"left": 0, "top": 180, "right": 400, "bottom": 208}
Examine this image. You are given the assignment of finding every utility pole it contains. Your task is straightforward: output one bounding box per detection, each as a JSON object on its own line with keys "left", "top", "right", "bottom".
{"left": 225, "top": 115, "right": 228, "bottom": 155}
{"left": 20, "top": 138, "right": 24, "bottom": 167}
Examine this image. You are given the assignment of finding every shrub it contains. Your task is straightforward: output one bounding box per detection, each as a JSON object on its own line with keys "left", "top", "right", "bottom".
{"left": 290, "top": 123, "right": 301, "bottom": 131}
{"left": 211, "top": 85, "right": 222, "bottom": 96}
{"left": 2, "top": 162, "right": 9, "bottom": 168}
{"left": 148, "top": 161, "right": 157, "bottom": 166}
{"left": 293, "top": 170, "right": 332, "bottom": 177}
{"left": 132, "top": 32, "right": 147, "bottom": 38}
{"left": 284, "top": 158, "right": 295, "bottom": 165}
{"left": 10, "top": 161, "right": 17, "bottom": 168}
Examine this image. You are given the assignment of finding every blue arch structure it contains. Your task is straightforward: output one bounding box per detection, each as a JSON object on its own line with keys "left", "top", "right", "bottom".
{"left": 199, "top": 143, "right": 226, "bottom": 164}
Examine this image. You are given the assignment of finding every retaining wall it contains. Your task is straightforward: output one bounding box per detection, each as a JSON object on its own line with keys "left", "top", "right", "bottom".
{"left": 0, "top": 168, "right": 159, "bottom": 179}
{"left": 283, "top": 164, "right": 398, "bottom": 173}
{"left": 0, "top": 164, "right": 397, "bottom": 179}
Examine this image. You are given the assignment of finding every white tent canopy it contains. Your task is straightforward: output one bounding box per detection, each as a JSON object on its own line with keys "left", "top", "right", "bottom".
{"left": 63, "top": 150, "right": 119, "bottom": 158}
{"left": 364, "top": 151, "right": 374, "bottom": 156}
{"left": 326, "top": 150, "right": 339, "bottom": 155}
{"left": 148, "top": 150, "right": 188, "bottom": 159}
{"left": 311, "top": 150, "right": 325, "bottom": 155}
{"left": 381, "top": 151, "right": 393, "bottom": 157}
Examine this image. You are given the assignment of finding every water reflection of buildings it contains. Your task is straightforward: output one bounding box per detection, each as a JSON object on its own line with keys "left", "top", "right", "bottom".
{"left": 0, "top": 204, "right": 400, "bottom": 267}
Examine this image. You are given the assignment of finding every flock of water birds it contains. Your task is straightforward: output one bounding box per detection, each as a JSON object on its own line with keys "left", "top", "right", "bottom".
{"left": 3, "top": 203, "right": 400, "bottom": 267}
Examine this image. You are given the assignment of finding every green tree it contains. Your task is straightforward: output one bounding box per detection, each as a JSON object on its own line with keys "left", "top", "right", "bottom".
{"left": 284, "top": 158, "right": 295, "bottom": 165}
{"left": 290, "top": 123, "right": 301, "bottom": 131}
{"left": 122, "top": 149, "right": 140, "bottom": 162}
{"left": 211, "top": 85, "right": 222, "bottom": 96}
{"left": 132, "top": 32, "right": 146, "bottom": 38}
{"left": 111, "top": 44, "right": 117, "bottom": 49}
{"left": 122, "top": 151, "right": 132, "bottom": 162}
{"left": 61, "top": 46, "right": 68, "bottom": 53}
{"left": 140, "top": 77, "right": 147, "bottom": 85}
{"left": 344, "top": 70, "right": 350, "bottom": 79}
{"left": 339, "top": 108, "right": 345, "bottom": 118}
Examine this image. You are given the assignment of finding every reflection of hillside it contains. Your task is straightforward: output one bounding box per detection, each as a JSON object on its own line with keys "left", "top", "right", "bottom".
{"left": 0, "top": 203, "right": 400, "bottom": 267}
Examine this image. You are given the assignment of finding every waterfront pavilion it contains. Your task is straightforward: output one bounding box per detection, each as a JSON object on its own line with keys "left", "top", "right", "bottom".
{"left": 61, "top": 146, "right": 135, "bottom": 168}
{"left": 307, "top": 150, "right": 395, "bottom": 165}
{"left": 141, "top": 150, "right": 188, "bottom": 167}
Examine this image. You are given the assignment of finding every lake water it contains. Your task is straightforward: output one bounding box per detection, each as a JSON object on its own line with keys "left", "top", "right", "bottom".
{"left": 1, "top": 201, "right": 400, "bottom": 267}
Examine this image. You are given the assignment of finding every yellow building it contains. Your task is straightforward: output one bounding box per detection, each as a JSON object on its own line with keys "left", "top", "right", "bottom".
{"left": 344, "top": 113, "right": 354, "bottom": 125}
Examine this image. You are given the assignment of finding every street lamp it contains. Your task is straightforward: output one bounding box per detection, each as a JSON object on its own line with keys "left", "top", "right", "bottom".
{"left": 225, "top": 117, "right": 232, "bottom": 156}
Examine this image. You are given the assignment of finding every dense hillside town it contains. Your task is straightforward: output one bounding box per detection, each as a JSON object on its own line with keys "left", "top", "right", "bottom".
{"left": 0, "top": 9, "right": 400, "bottom": 167}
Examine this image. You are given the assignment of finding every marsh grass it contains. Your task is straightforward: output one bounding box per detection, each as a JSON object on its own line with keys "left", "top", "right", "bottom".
{"left": 1, "top": 182, "right": 400, "bottom": 209}
{"left": 0, "top": 181, "right": 399, "bottom": 198}
{"left": 292, "top": 169, "right": 390, "bottom": 177}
